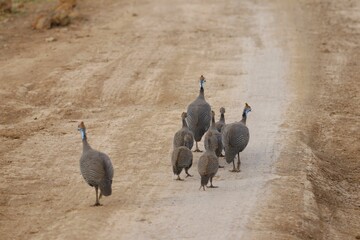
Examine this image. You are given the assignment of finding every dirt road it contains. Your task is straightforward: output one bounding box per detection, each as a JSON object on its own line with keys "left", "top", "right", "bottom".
{"left": 1, "top": 0, "right": 359, "bottom": 239}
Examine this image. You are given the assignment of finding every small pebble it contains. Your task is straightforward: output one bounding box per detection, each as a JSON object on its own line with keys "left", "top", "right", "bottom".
{"left": 45, "top": 37, "right": 56, "bottom": 42}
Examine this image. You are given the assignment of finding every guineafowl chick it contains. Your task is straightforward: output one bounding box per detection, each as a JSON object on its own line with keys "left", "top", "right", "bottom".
{"left": 204, "top": 110, "right": 224, "bottom": 158}
{"left": 186, "top": 75, "right": 212, "bottom": 152}
{"left": 215, "top": 107, "right": 226, "bottom": 133}
{"left": 215, "top": 107, "right": 226, "bottom": 157}
{"left": 171, "top": 134, "right": 193, "bottom": 180}
{"left": 173, "top": 112, "right": 194, "bottom": 150}
{"left": 222, "top": 103, "right": 251, "bottom": 172}
{"left": 198, "top": 136, "right": 219, "bottom": 190}
{"left": 78, "top": 122, "right": 114, "bottom": 206}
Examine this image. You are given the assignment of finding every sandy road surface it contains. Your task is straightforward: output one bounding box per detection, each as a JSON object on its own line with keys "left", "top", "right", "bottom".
{"left": 1, "top": 0, "right": 360, "bottom": 239}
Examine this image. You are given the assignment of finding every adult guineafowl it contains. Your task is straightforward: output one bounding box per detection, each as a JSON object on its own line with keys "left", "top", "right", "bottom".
{"left": 186, "top": 75, "right": 211, "bottom": 152}
{"left": 171, "top": 135, "right": 193, "bottom": 180}
{"left": 78, "top": 122, "right": 114, "bottom": 206}
{"left": 222, "top": 103, "right": 251, "bottom": 172}
{"left": 198, "top": 136, "right": 219, "bottom": 190}
{"left": 204, "top": 110, "right": 223, "bottom": 158}
{"left": 215, "top": 107, "right": 226, "bottom": 133}
{"left": 173, "top": 112, "right": 194, "bottom": 150}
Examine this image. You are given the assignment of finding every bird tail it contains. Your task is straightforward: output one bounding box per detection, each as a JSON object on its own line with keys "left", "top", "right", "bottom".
{"left": 99, "top": 179, "right": 112, "bottom": 196}
{"left": 225, "top": 147, "right": 237, "bottom": 164}
{"left": 173, "top": 165, "right": 181, "bottom": 175}
{"left": 201, "top": 175, "right": 210, "bottom": 187}
{"left": 172, "top": 148, "right": 182, "bottom": 175}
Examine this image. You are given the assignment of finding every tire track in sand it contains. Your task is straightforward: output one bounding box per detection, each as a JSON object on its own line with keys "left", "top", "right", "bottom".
{"left": 96, "top": 1, "right": 292, "bottom": 240}
{"left": 9, "top": 0, "right": 293, "bottom": 239}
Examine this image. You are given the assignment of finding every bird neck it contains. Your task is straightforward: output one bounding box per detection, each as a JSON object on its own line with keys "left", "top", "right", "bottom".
{"left": 198, "top": 87, "right": 205, "bottom": 99}
{"left": 182, "top": 117, "right": 188, "bottom": 128}
{"left": 241, "top": 110, "right": 247, "bottom": 125}
{"left": 220, "top": 113, "right": 225, "bottom": 122}
{"left": 211, "top": 114, "right": 216, "bottom": 128}
{"left": 79, "top": 128, "right": 91, "bottom": 151}
{"left": 82, "top": 139, "right": 91, "bottom": 152}
{"left": 79, "top": 128, "right": 86, "bottom": 140}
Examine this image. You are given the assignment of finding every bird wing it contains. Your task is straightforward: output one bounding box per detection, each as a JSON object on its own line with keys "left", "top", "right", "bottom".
{"left": 198, "top": 153, "right": 210, "bottom": 175}
{"left": 99, "top": 152, "right": 114, "bottom": 180}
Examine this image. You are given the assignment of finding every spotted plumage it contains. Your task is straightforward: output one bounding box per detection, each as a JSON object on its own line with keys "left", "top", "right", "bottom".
{"left": 173, "top": 112, "right": 194, "bottom": 150}
{"left": 78, "top": 122, "right": 114, "bottom": 206}
{"left": 186, "top": 75, "right": 211, "bottom": 152}
{"left": 171, "top": 144, "right": 193, "bottom": 181}
{"left": 198, "top": 136, "right": 219, "bottom": 190}
{"left": 204, "top": 110, "right": 223, "bottom": 157}
{"left": 215, "top": 107, "right": 226, "bottom": 133}
{"left": 222, "top": 103, "right": 251, "bottom": 172}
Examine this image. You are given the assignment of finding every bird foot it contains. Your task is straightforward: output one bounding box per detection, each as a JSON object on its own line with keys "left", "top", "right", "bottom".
{"left": 229, "top": 169, "right": 240, "bottom": 172}
{"left": 176, "top": 177, "right": 184, "bottom": 181}
{"left": 207, "top": 185, "right": 218, "bottom": 188}
{"left": 93, "top": 202, "right": 102, "bottom": 207}
{"left": 186, "top": 174, "right": 193, "bottom": 178}
{"left": 218, "top": 165, "right": 224, "bottom": 168}
{"left": 193, "top": 149, "right": 203, "bottom": 152}
{"left": 220, "top": 154, "right": 225, "bottom": 157}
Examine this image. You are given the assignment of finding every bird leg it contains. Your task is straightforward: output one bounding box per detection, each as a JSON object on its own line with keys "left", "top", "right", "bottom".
{"left": 207, "top": 177, "right": 218, "bottom": 188}
{"left": 176, "top": 175, "right": 184, "bottom": 181}
{"left": 236, "top": 153, "right": 241, "bottom": 172}
{"left": 185, "top": 169, "right": 193, "bottom": 177}
{"left": 94, "top": 186, "right": 102, "bottom": 206}
{"left": 193, "top": 142, "right": 203, "bottom": 152}
{"left": 229, "top": 160, "right": 239, "bottom": 172}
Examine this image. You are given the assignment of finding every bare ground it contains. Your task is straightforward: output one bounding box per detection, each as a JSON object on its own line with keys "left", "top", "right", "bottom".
{"left": 0, "top": 0, "right": 359, "bottom": 239}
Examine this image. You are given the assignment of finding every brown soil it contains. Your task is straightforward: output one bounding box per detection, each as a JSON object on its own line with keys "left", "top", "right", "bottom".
{"left": 0, "top": 0, "right": 359, "bottom": 239}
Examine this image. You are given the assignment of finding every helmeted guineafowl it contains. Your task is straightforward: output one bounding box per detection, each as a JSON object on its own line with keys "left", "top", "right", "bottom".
{"left": 222, "top": 103, "right": 251, "bottom": 172}
{"left": 215, "top": 107, "right": 226, "bottom": 133}
{"left": 173, "top": 112, "right": 194, "bottom": 150}
{"left": 204, "top": 110, "right": 224, "bottom": 158}
{"left": 198, "top": 136, "right": 219, "bottom": 190}
{"left": 186, "top": 75, "right": 211, "bottom": 152}
{"left": 171, "top": 135, "right": 193, "bottom": 181}
{"left": 78, "top": 122, "right": 114, "bottom": 206}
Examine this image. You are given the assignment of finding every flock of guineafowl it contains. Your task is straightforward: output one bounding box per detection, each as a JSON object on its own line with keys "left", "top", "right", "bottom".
{"left": 78, "top": 75, "right": 251, "bottom": 206}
